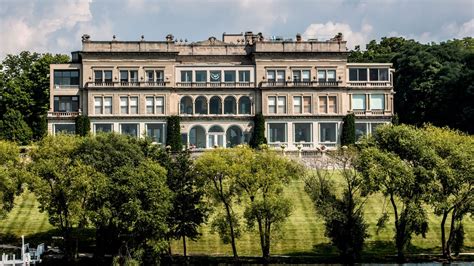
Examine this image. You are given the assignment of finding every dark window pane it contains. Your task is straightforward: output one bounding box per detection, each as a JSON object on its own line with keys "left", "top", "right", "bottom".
{"left": 94, "top": 71, "right": 102, "bottom": 82}
{"left": 359, "top": 69, "right": 367, "bottom": 81}
{"left": 224, "top": 71, "right": 236, "bottom": 82}
{"left": 239, "top": 71, "right": 250, "bottom": 82}
{"left": 369, "top": 69, "right": 378, "bottom": 81}
{"left": 120, "top": 71, "right": 128, "bottom": 82}
{"left": 104, "top": 71, "right": 112, "bottom": 82}
{"left": 379, "top": 68, "right": 388, "bottom": 81}
{"left": 195, "top": 71, "right": 207, "bottom": 82}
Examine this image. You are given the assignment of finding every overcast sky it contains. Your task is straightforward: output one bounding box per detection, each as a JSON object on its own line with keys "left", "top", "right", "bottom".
{"left": 0, "top": 0, "right": 473, "bottom": 58}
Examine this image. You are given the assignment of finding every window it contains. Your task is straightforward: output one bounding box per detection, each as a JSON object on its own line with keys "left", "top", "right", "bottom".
{"left": 320, "top": 123, "right": 337, "bottom": 143}
{"left": 130, "top": 97, "right": 138, "bottom": 114}
{"left": 210, "top": 70, "right": 221, "bottom": 82}
{"left": 276, "top": 70, "right": 285, "bottom": 82}
{"left": 145, "top": 96, "right": 165, "bottom": 114}
{"left": 349, "top": 68, "right": 368, "bottom": 81}
{"left": 54, "top": 96, "right": 79, "bottom": 112}
{"left": 224, "top": 96, "right": 236, "bottom": 114}
{"left": 369, "top": 68, "right": 389, "bottom": 81}
{"left": 180, "top": 96, "right": 193, "bottom": 114}
{"left": 95, "top": 124, "right": 113, "bottom": 133}
{"left": 238, "top": 96, "right": 251, "bottom": 114}
{"left": 318, "top": 69, "right": 336, "bottom": 82}
{"left": 104, "top": 97, "right": 112, "bottom": 114}
{"left": 294, "top": 96, "right": 311, "bottom": 114}
{"left": 94, "top": 70, "right": 112, "bottom": 83}
{"left": 145, "top": 70, "right": 164, "bottom": 83}
{"left": 54, "top": 124, "right": 75, "bottom": 134}
{"left": 146, "top": 124, "right": 165, "bottom": 143}
{"left": 277, "top": 96, "right": 286, "bottom": 114}
{"left": 121, "top": 124, "right": 138, "bottom": 137}
{"left": 224, "top": 71, "right": 236, "bottom": 82}
{"left": 146, "top": 97, "right": 154, "bottom": 114}
{"left": 268, "top": 96, "right": 276, "bottom": 114}
{"left": 94, "top": 97, "right": 103, "bottom": 114}
{"left": 370, "top": 94, "right": 385, "bottom": 110}
{"left": 292, "top": 70, "right": 311, "bottom": 82}
{"left": 239, "top": 70, "right": 250, "bottom": 82}
{"left": 294, "top": 123, "right": 311, "bottom": 142}
{"left": 120, "top": 97, "right": 128, "bottom": 114}
{"left": 319, "top": 96, "right": 337, "bottom": 114}
{"left": 371, "top": 123, "right": 385, "bottom": 135}
{"left": 181, "top": 71, "right": 192, "bottom": 82}
{"left": 267, "top": 70, "right": 285, "bottom": 82}
{"left": 352, "top": 94, "right": 366, "bottom": 110}
{"left": 195, "top": 96, "right": 208, "bottom": 114}
{"left": 130, "top": 70, "right": 138, "bottom": 82}
{"left": 54, "top": 70, "right": 79, "bottom": 86}
{"left": 94, "top": 71, "right": 102, "bottom": 83}
{"left": 269, "top": 123, "right": 286, "bottom": 143}
{"left": 195, "top": 71, "right": 207, "bottom": 82}
{"left": 94, "top": 96, "right": 112, "bottom": 114}
{"left": 355, "top": 123, "right": 367, "bottom": 141}
{"left": 267, "top": 70, "right": 275, "bottom": 82}
{"left": 120, "top": 70, "right": 128, "bottom": 83}
{"left": 156, "top": 97, "right": 164, "bottom": 114}
{"left": 210, "top": 96, "right": 222, "bottom": 114}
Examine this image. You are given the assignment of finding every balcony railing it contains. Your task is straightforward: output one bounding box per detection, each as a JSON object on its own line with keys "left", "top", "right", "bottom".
{"left": 86, "top": 81, "right": 169, "bottom": 88}
{"left": 48, "top": 111, "right": 80, "bottom": 117}
{"left": 347, "top": 81, "right": 392, "bottom": 87}
{"left": 351, "top": 110, "right": 390, "bottom": 116}
{"left": 53, "top": 84, "right": 79, "bottom": 89}
{"left": 260, "top": 80, "right": 341, "bottom": 88}
{"left": 175, "top": 82, "right": 254, "bottom": 88}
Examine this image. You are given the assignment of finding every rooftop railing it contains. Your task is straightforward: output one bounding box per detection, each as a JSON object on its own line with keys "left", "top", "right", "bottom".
{"left": 86, "top": 81, "right": 169, "bottom": 88}
{"left": 260, "top": 80, "right": 341, "bottom": 88}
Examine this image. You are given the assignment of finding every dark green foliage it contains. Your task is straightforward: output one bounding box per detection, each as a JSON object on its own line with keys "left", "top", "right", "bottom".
{"left": 451, "top": 223, "right": 464, "bottom": 256}
{"left": 75, "top": 115, "right": 90, "bottom": 136}
{"left": 349, "top": 37, "right": 474, "bottom": 134}
{"left": 0, "top": 52, "right": 70, "bottom": 140}
{"left": 341, "top": 113, "right": 355, "bottom": 146}
{"left": 166, "top": 116, "right": 182, "bottom": 152}
{"left": 249, "top": 113, "right": 267, "bottom": 148}
{"left": 0, "top": 109, "right": 33, "bottom": 145}
{"left": 391, "top": 113, "right": 400, "bottom": 125}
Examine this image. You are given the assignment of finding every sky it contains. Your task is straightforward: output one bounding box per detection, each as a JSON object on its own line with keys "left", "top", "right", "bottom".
{"left": 0, "top": 0, "right": 473, "bottom": 58}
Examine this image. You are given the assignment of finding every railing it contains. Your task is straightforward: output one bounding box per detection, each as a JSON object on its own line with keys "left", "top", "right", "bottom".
{"left": 293, "top": 142, "right": 314, "bottom": 148}
{"left": 53, "top": 84, "right": 79, "bottom": 89}
{"left": 260, "top": 80, "right": 341, "bottom": 88}
{"left": 47, "top": 111, "right": 80, "bottom": 117}
{"left": 268, "top": 142, "right": 288, "bottom": 149}
{"left": 347, "top": 81, "right": 392, "bottom": 87}
{"left": 87, "top": 81, "right": 169, "bottom": 88}
{"left": 319, "top": 142, "right": 337, "bottom": 148}
{"left": 175, "top": 82, "right": 254, "bottom": 88}
{"left": 351, "top": 110, "right": 389, "bottom": 116}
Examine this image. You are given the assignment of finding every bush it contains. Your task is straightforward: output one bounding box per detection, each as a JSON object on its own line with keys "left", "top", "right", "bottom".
{"left": 341, "top": 113, "right": 355, "bottom": 145}
{"left": 249, "top": 113, "right": 267, "bottom": 148}
{"left": 0, "top": 109, "right": 33, "bottom": 144}
{"left": 166, "top": 116, "right": 182, "bottom": 151}
{"left": 75, "top": 115, "right": 90, "bottom": 136}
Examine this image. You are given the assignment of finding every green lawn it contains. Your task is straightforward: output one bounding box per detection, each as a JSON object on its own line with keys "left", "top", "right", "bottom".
{"left": 1, "top": 182, "right": 473, "bottom": 257}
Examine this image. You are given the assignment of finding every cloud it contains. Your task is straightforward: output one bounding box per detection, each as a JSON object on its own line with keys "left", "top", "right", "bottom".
{"left": 303, "top": 21, "right": 373, "bottom": 49}
{"left": 442, "top": 19, "right": 474, "bottom": 39}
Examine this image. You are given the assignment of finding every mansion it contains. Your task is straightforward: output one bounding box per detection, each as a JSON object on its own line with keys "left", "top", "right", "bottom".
{"left": 47, "top": 32, "right": 394, "bottom": 150}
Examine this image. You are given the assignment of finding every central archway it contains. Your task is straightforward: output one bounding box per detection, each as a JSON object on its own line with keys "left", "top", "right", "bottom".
{"left": 189, "top": 125, "right": 206, "bottom": 148}
{"left": 226, "top": 125, "right": 242, "bottom": 147}
{"left": 208, "top": 125, "right": 225, "bottom": 147}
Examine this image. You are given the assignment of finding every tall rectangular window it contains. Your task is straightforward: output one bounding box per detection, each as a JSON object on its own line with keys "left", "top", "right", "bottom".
{"left": 318, "top": 96, "right": 336, "bottom": 113}
{"left": 130, "top": 97, "right": 138, "bottom": 114}
{"left": 327, "top": 70, "right": 336, "bottom": 81}
{"left": 267, "top": 70, "right": 275, "bottom": 82}
{"left": 239, "top": 70, "right": 250, "bottom": 82}
{"left": 268, "top": 96, "right": 276, "bottom": 114}
{"left": 104, "top": 71, "right": 112, "bottom": 82}
{"left": 224, "top": 71, "right": 236, "bottom": 82}
{"left": 293, "top": 96, "right": 302, "bottom": 114}
{"left": 146, "top": 70, "right": 154, "bottom": 82}
{"left": 369, "top": 68, "right": 389, "bottom": 81}
{"left": 146, "top": 124, "right": 165, "bottom": 143}
{"left": 328, "top": 96, "right": 337, "bottom": 113}
{"left": 370, "top": 94, "right": 385, "bottom": 110}
{"left": 293, "top": 70, "right": 311, "bottom": 82}
{"left": 318, "top": 70, "right": 326, "bottom": 82}
{"left": 104, "top": 97, "right": 112, "bottom": 114}
{"left": 156, "top": 70, "right": 164, "bottom": 82}
{"left": 181, "top": 71, "right": 192, "bottom": 82}
{"left": 120, "top": 97, "right": 128, "bottom": 114}
{"left": 156, "top": 96, "right": 164, "bottom": 114}
{"left": 268, "top": 123, "right": 286, "bottom": 143}
{"left": 294, "top": 123, "right": 311, "bottom": 142}
{"left": 320, "top": 123, "right": 337, "bottom": 143}
{"left": 352, "top": 94, "right": 366, "bottom": 110}
{"left": 146, "top": 97, "right": 154, "bottom": 114}
{"left": 319, "top": 96, "right": 327, "bottom": 113}
{"left": 94, "top": 70, "right": 103, "bottom": 83}
{"left": 130, "top": 70, "right": 138, "bottom": 82}
{"left": 293, "top": 71, "right": 301, "bottom": 82}
{"left": 195, "top": 71, "right": 207, "bottom": 82}
{"left": 318, "top": 69, "right": 336, "bottom": 82}
{"left": 120, "top": 71, "right": 128, "bottom": 82}
{"left": 355, "top": 123, "right": 367, "bottom": 141}
{"left": 303, "top": 96, "right": 312, "bottom": 113}
{"left": 276, "top": 70, "right": 285, "bottom": 82}
{"left": 277, "top": 96, "right": 286, "bottom": 114}
{"left": 349, "top": 68, "right": 368, "bottom": 81}
{"left": 94, "top": 97, "right": 103, "bottom": 114}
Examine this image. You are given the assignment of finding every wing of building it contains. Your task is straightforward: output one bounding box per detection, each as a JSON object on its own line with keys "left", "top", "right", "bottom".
{"left": 47, "top": 32, "right": 394, "bottom": 150}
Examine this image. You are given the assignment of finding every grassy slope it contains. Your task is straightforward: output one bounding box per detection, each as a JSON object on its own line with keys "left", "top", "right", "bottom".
{"left": 1, "top": 182, "right": 472, "bottom": 256}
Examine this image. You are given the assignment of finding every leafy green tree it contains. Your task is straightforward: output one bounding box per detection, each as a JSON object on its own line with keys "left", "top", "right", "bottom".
{"left": 75, "top": 115, "right": 91, "bottom": 136}
{"left": 0, "top": 140, "right": 21, "bottom": 219}
{"left": 305, "top": 149, "right": 368, "bottom": 261}
{"left": 0, "top": 109, "right": 32, "bottom": 144}
{"left": 249, "top": 113, "right": 267, "bottom": 148}
{"left": 341, "top": 113, "right": 355, "bottom": 146}
{"left": 355, "top": 125, "right": 430, "bottom": 261}
{"left": 30, "top": 135, "right": 106, "bottom": 260}
{"left": 195, "top": 148, "right": 241, "bottom": 259}
{"left": 166, "top": 116, "right": 182, "bottom": 152}
{"left": 1, "top": 52, "right": 70, "bottom": 139}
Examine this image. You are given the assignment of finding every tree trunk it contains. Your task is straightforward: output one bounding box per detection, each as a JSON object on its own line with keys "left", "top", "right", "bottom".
{"left": 182, "top": 235, "right": 187, "bottom": 257}
{"left": 445, "top": 208, "right": 457, "bottom": 259}
{"left": 390, "top": 194, "right": 404, "bottom": 262}
{"left": 263, "top": 220, "right": 271, "bottom": 259}
{"left": 441, "top": 210, "right": 449, "bottom": 258}
{"left": 257, "top": 218, "right": 266, "bottom": 258}
{"left": 224, "top": 202, "right": 238, "bottom": 259}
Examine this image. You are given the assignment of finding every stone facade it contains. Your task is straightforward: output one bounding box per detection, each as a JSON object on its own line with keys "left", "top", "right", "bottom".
{"left": 48, "top": 32, "right": 394, "bottom": 150}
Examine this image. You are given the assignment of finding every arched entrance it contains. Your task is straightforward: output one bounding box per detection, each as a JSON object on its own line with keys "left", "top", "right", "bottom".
{"left": 208, "top": 125, "right": 225, "bottom": 147}
{"left": 189, "top": 125, "right": 206, "bottom": 148}
{"left": 226, "top": 126, "right": 242, "bottom": 147}
{"left": 180, "top": 96, "right": 193, "bottom": 114}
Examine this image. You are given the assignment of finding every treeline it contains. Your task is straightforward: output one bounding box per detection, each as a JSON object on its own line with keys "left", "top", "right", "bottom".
{"left": 349, "top": 37, "right": 474, "bottom": 134}
{"left": 1, "top": 124, "right": 472, "bottom": 263}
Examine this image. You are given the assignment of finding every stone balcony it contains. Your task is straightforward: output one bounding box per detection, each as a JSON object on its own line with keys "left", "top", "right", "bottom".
{"left": 260, "top": 80, "right": 341, "bottom": 88}
{"left": 175, "top": 82, "right": 255, "bottom": 88}
{"left": 47, "top": 111, "right": 80, "bottom": 118}
{"left": 85, "top": 81, "right": 169, "bottom": 89}
{"left": 347, "top": 81, "right": 392, "bottom": 88}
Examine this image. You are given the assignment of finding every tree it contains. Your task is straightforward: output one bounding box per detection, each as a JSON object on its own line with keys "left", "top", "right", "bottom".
{"left": 305, "top": 149, "right": 368, "bottom": 261}
{"left": 166, "top": 116, "right": 182, "bottom": 152}
{"left": 163, "top": 149, "right": 208, "bottom": 257}
{"left": 0, "top": 140, "right": 21, "bottom": 219}
{"left": 0, "top": 109, "right": 33, "bottom": 144}
{"left": 30, "top": 135, "right": 106, "bottom": 260}
{"left": 341, "top": 113, "right": 355, "bottom": 146}
{"left": 1, "top": 52, "right": 70, "bottom": 140}
{"left": 195, "top": 148, "right": 241, "bottom": 259}
{"left": 355, "top": 125, "right": 430, "bottom": 261}
{"left": 75, "top": 115, "right": 91, "bottom": 136}
{"left": 249, "top": 113, "right": 267, "bottom": 148}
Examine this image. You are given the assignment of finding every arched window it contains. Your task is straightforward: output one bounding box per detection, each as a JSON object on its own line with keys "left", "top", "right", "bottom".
{"left": 208, "top": 125, "right": 225, "bottom": 147}
{"left": 226, "top": 126, "right": 242, "bottom": 147}
{"left": 224, "top": 96, "right": 237, "bottom": 114}
{"left": 189, "top": 125, "right": 206, "bottom": 148}
{"left": 195, "top": 96, "right": 208, "bottom": 114}
{"left": 180, "top": 96, "right": 193, "bottom": 114}
{"left": 210, "top": 96, "right": 222, "bottom": 114}
{"left": 238, "top": 96, "right": 251, "bottom": 114}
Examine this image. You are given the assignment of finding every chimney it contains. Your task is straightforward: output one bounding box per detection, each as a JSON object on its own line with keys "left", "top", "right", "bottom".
{"left": 296, "top": 33, "right": 302, "bottom": 42}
